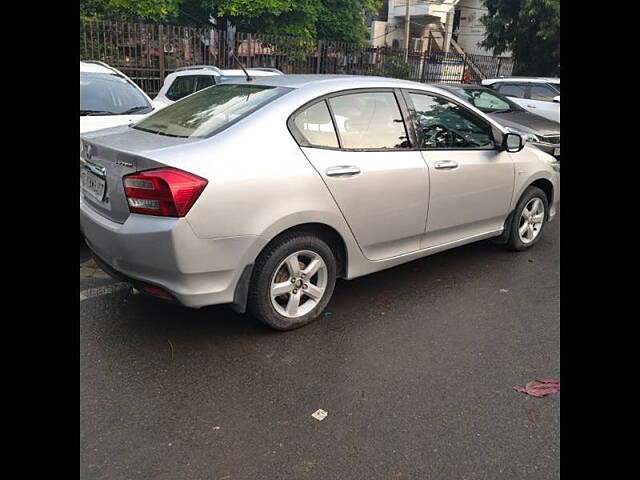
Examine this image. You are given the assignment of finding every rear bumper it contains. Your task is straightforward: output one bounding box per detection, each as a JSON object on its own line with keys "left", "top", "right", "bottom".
{"left": 80, "top": 196, "right": 268, "bottom": 308}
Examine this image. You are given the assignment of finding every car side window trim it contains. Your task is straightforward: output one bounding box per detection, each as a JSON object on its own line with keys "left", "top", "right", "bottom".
{"left": 287, "top": 88, "right": 413, "bottom": 152}
{"left": 400, "top": 89, "right": 500, "bottom": 151}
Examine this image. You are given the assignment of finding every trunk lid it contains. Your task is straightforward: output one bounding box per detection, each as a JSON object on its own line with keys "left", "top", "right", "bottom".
{"left": 80, "top": 125, "right": 200, "bottom": 223}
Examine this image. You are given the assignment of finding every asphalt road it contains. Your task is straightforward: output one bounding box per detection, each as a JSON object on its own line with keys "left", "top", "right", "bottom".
{"left": 80, "top": 216, "right": 560, "bottom": 480}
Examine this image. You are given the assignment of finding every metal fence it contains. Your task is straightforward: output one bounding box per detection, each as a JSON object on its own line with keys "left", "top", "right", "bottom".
{"left": 80, "top": 19, "right": 514, "bottom": 97}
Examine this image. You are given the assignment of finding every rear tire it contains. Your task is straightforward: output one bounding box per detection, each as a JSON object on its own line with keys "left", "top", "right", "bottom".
{"left": 506, "top": 186, "right": 548, "bottom": 251}
{"left": 247, "top": 233, "right": 337, "bottom": 331}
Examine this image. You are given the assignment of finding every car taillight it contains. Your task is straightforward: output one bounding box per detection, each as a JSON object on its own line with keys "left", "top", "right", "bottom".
{"left": 123, "top": 168, "right": 207, "bottom": 217}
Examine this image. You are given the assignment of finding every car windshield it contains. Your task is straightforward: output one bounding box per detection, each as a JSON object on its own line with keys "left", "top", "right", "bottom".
{"left": 553, "top": 83, "right": 560, "bottom": 92}
{"left": 134, "top": 83, "right": 290, "bottom": 138}
{"left": 80, "top": 73, "right": 152, "bottom": 116}
{"left": 449, "top": 87, "right": 525, "bottom": 113}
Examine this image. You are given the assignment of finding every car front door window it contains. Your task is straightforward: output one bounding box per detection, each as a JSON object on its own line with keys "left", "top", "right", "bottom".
{"left": 408, "top": 93, "right": 495, "bottom": 149}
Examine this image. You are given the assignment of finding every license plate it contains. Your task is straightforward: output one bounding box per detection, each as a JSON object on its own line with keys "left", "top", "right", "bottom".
{"left": 81, "top": 169, "right": 106, "bottom": 201}
{"left": 553, "top": 147, "right": 560, "bottom": 156}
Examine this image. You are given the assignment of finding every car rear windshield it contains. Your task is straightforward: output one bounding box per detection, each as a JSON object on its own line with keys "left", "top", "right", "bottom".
{"left": 81, "top": 73, "right": 152, "bottom": 116}
{"left": 134, "top": 84, "right": 290, "bottom": 138}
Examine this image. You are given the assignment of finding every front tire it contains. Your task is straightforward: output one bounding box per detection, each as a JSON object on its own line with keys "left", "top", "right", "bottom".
{"left": 247, "top": 233, "right": 337, "bottom": 330}
{"left": 506, "top": 186, "right": 549, "bottom": 251}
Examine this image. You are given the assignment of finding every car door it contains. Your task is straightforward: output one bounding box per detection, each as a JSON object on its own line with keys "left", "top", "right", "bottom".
{"left": 403, "top": 90, "right": 515, "bottom": 248}
{"left": 290, "top": 90, "right": 430, "bottom": 261}
{"left": 525, "top": 84, "right": 560, "bottom": 122}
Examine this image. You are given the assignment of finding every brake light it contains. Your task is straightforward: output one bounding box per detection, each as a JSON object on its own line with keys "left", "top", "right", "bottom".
{"left": 123, "top": 168, "right": 207, "bottom": 217}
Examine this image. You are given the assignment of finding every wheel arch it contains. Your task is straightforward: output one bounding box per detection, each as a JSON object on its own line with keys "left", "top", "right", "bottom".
{"left": 259, "top": 221, "right": 350, "bottom": 280}
{"left": 230, "top": 216, "right": 360, "bottom": 314}
{"left": 512, "top": 173, "right": 554, "bottom": 211}
{"left": 529, "top": 178, "right": 554, "bottom": 209}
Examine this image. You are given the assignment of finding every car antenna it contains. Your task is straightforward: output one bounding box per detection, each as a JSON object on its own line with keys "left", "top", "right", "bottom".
{"left": 230, "top": 51, "right": 253, "bottom": 82}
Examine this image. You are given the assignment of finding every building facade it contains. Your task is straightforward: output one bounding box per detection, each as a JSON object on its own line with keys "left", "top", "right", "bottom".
{"left": 369, "top": 0, "right": 510, "bottom": 58}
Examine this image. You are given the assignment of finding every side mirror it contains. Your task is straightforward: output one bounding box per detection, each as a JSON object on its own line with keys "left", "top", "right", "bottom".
{"left": 503, "top": 132, "right": 524, "bottom": 153}
{"left": 553, "top": 95, "right": 560, "bottom": 103}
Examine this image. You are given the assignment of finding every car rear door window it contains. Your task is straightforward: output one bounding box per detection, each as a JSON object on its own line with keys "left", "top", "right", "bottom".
{"left": 166, "top": 75, "right": 198, "bottom": 101}
{"left": 408, "top": 92, "right": 495, "bottom": 149}
{"left": 530, "top": 84, "right": 558, "bottom": 101}
{"left": 292, "top": 101, "right": 339, "bottom": 148}
{"left": 195, "top": 75, "right": 215, "bottom": 91}
{"left": 328, "top": 92, "right": 410, "bottom": 149}
{"left": 497, "top": 83, "right": 526, "bottom": 98}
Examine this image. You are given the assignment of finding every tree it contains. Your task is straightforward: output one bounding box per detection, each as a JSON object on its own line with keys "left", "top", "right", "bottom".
{"left": 80, "top": 0, "right": 184, "bottom": 21}
{"left": 188, "top": 0, "right": 380, "bottom": 43}
{"left": 479, "top": 0, "right": 559, "bottom": 76}
{"left": 80, "top": 0, "right": 381, "bottom": 43}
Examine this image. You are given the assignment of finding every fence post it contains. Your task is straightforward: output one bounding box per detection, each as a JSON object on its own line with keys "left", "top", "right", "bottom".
{"left": 316, "top": 40, "right": 322, "bottom": 73}
{"left": 461, "top": 53, "right": 467, "bottom": 83}
{"left": 158, "top": 24, "right": 165, "bottom": 83}
{"left": 496, "top": 57, "right": 502, "bottom": 77}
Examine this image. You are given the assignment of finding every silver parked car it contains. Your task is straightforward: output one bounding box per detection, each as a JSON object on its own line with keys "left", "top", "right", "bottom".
{"left": 80, "top": 75, "right": 560, "bottom": 330}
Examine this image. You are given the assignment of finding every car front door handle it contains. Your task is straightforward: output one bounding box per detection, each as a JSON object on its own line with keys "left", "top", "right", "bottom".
{"left": 527, "top": 104, "right": 537, "bottom": 108}
{"left": 434, "top": 160, "right": 459, "bottom": 170}
{"left": 325, "top": 165, "right": 361, "bottom": 177}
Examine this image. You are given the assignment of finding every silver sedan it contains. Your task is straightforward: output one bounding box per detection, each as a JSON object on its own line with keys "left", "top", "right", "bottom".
{"left": 80, "top": 75, "right": 560, "bottom": 330}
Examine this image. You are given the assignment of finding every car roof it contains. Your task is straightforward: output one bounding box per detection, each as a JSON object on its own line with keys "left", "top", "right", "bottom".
{"left": 80, "top": 61, "right": 116, "bottom": 74}
{"left": 221, "top": 69, "right": 281, "bottom": 76}
{"left": 433, "top": 83, "right": 489, "bottom": 90}
{"left": 166, "top": 67, "right": 281, "bottom": 79}
{"left": 219, "top": 74, "right": 435, "bottom": 91}
{"left": 483, "top": 77, "right": 559, "bottom": 84}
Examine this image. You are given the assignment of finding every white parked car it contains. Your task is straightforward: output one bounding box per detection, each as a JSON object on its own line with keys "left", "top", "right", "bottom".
{"left": 153, "top": 65, "right": 283, "bottom": 107}
{"left": 80, "top": 61, "right": 160, "bottom": 134}
{"left": 481, "top": 77, "right": 560, "bottom": 123}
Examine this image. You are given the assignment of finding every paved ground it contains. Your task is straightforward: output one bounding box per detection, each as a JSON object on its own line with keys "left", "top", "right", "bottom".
{"left": 80, "top": 216, "right": 559, "bottom": 480}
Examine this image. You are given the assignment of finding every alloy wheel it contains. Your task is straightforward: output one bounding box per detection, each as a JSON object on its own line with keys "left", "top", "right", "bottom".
{"left": 270, "top": 250, "right": 328, "bottom": 318}
{"left": 518, "top": 197, "right": 545, "bottom": 244}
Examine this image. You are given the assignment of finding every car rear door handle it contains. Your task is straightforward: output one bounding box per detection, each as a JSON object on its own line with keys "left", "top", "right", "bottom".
{"left": 325, "top": 165, "right": 361, "bottom": 177}
{"left": 434, "top": 160, "right": 459, "bottom": 170}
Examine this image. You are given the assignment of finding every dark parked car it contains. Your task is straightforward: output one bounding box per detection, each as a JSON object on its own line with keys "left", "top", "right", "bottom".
{"left": 434, "top": 83, "right": 560, "bottom": 159}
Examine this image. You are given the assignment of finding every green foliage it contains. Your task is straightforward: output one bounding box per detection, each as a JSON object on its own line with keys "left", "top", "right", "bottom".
{"left": 80, "top": 0, "right": 184, "bottom": 21}
{"left": 376, "top": 56, "right": 411, "bottom": 79}
{"left": 316, "top": 0, "right": 381, "bottom": 44}
{"left": 208, "top": 0, "right": 380, "bottom": 43}
{"left": 479, "top": 0, "right": 559, "bottom": 76}
{"left": 81, "top": 0, "right": 381, "bottom": 43}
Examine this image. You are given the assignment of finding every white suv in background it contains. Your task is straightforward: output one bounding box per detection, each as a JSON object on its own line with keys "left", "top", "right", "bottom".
{"left": 80, "top": 61, "right": 160, "bottom": 134}
{"left": 481, "top": 77, "right": 560, "bottom": 123}
{"left": 153, "top": 66, "right": 283, "bottom": 107}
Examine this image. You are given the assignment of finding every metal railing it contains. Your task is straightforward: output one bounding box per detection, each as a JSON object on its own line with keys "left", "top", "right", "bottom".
{"left": 80, "top": 19, "right": 514, "bottom": 96}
